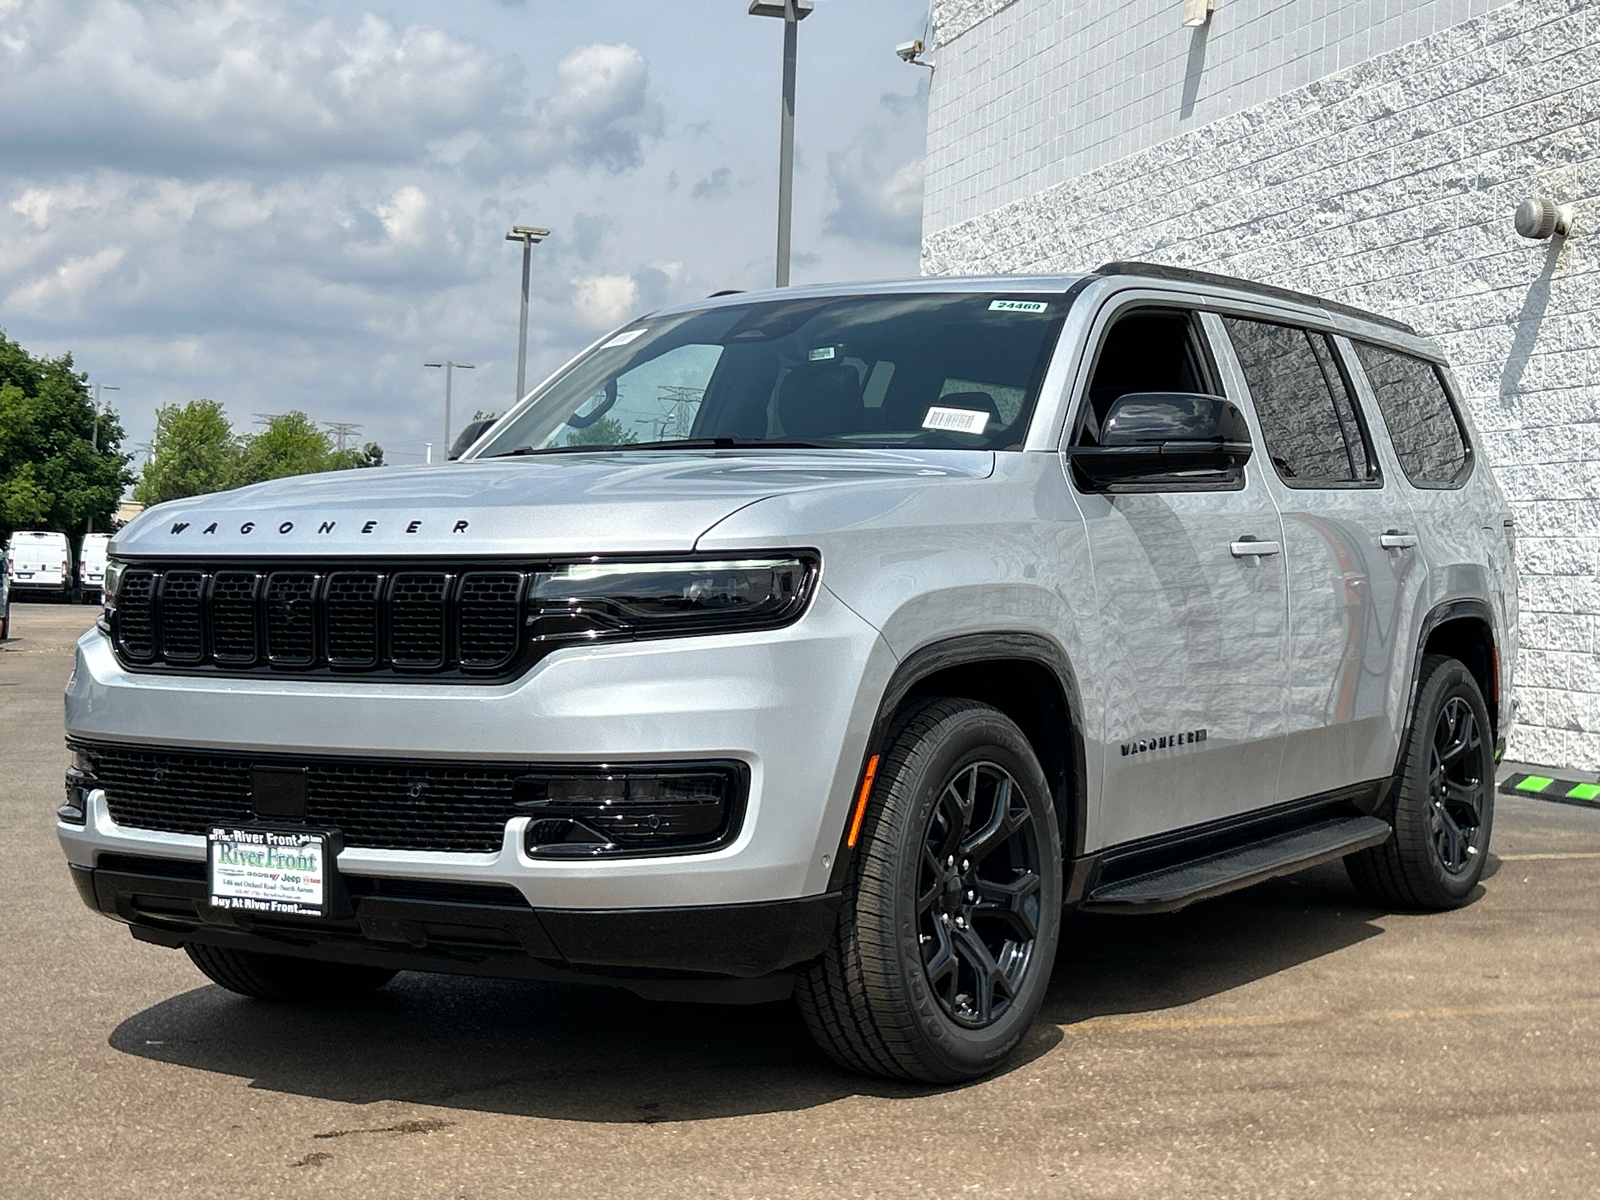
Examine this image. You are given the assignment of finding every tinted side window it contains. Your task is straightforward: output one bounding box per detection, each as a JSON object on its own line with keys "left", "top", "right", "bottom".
{"left": 1352, "top": 342, "right": 1470, "bottom": 488}
{"left": 1223, "top": 318, "right": 1375, "bottom": 486}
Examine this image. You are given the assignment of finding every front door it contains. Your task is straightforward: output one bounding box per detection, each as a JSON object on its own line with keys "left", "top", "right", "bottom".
{"left": 1068, "top": 304, "right": 1290, "bottom": 849}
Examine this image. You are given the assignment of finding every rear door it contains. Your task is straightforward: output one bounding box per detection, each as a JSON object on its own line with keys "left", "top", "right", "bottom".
{"left": 1209, "top": 315, "right": 1424, "bottom": 801}
{"left": 1069, "top": 300, "right": 1290, "bottom": 848}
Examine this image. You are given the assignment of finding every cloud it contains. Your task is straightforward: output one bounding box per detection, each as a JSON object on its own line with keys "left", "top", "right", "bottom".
{"left": 0, "top": 2, "right": 660, "bottom": 181}
{"left": 823, "top": 89, "right": 926, "bottom": 248}
{"left": 692, "top": 167, "right": 733, "bottom": 200}
{"left": 570, "top": 273, "right": 639, "bottom": 329}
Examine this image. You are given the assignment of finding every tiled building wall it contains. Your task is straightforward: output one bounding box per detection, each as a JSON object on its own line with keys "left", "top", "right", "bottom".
{"left": 925, "top": 0, "right": 1515, "bottom": 232}
{"left": 924, "top": 0, "right": 1600, "bottom": 770}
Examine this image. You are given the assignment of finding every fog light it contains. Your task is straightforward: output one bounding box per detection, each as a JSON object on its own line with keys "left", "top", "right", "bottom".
{"left": 515, "top": 765, "right": 745, "bottom": 858}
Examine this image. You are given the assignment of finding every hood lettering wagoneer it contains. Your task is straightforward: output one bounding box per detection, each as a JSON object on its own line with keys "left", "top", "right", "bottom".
{"left": 59, "top": 264, "right": 1516, "bottom": 1083}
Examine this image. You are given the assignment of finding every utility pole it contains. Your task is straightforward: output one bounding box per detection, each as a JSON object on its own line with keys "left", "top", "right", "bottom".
{"left": 87, "top": 384, "right": 118, "bottom": 535}
{"left": 324, "top": 421, "right": 361, "bottom": 452}
{"left": 750, "top": 1, "right": 813, "bottom": 287}
{"left": 424, "top": 361, "right": 474, "bottom": 461}
{"left": 505, "top": 226, "right": 549, "bottom": 404}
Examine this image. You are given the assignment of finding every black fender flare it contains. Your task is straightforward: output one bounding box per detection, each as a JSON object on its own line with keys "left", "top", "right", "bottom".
{"left": 824, "top": 632, "right": 1089, "bottom": 892}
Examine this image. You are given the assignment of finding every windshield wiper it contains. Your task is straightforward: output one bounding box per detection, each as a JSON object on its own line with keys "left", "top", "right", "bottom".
{"left": 484, "top": 437, "right": 837, "bottom": 458}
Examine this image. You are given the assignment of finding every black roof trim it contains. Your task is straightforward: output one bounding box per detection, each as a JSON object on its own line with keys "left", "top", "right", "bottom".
{"left": 1094, "top": 261, "right": 1417, "bottom": 336}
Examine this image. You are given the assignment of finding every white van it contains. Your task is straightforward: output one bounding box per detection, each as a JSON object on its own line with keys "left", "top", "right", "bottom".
{"left": 7, "top": 531, "right": 72, "bottom": 599}
{"left": 79, "top": 533, "right": 111, "bottom": 602}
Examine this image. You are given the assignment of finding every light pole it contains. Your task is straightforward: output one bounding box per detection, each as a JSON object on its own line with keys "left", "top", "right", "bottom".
{"left": 87, "top": 383, "right": 118, "bottom": 534}
{"left": 505, "top": 225, "right": 549, "bottom": 405}
{"left": 750, "top": 0, "right": 813, "bottom": 287}
{"left": 424, "top": 361, "right": 474, "bottom": 462}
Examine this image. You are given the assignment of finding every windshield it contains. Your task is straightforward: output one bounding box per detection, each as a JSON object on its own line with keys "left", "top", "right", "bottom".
{"left": 475, "top": 292, "right": 1070, "bottom": 457}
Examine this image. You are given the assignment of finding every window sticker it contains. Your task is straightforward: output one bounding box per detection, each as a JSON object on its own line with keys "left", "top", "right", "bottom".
{"left": 601, "top": 328, "right": 648, "bottom": 349}
{"left": 922, "top": 406, "right": 990, "bottom": 435}
{"left": 808, "top": 346, "right": 838, "bottom": 361}
{"left": 989, "top": 300, "right": 1048, "bottom": 313}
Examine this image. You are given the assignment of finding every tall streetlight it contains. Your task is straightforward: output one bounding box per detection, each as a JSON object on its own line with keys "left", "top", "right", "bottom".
{"left": 423, "top": 361, "right": 474, "bottom": 463}
{"left": 87, "top": 384, "right": 119, "bottom": 534}
{"left": 750, "top": 0, "right": 813, "bottom": 287}
{"left": 505, "top": 225, "right": 549, "bottom": 404}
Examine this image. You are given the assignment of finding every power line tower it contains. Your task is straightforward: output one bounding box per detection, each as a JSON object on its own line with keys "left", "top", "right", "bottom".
{"left": 324, "top": 421, "right": 362, "bottom": 452}
{"left": 251, "top": 413, "right": 283, "bottom": 427}
{"left": 657, "top": 386, "right": 704, "bottom": 439}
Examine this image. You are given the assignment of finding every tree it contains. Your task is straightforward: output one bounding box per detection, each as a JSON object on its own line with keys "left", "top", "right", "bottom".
{"left": 565, "top": 416, "right": 639, "bottom": 447}
{"left": 134, "top": 399, "right": 239, "bottom": 507}
{"left": 233, "top": 411, "right": 384, "bottom": 486}
{"left": 0, "top": 329, "right": 132, "bottom": 544}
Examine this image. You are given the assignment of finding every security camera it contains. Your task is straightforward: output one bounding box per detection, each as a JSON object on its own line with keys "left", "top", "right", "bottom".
{"left": 896, "top": 38, "right": 925, "bottom": 63}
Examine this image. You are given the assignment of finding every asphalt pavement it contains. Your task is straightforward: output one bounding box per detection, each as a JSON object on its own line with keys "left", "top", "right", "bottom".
{"left": 4, "top": 600, "right": 1599, "bottom": 1199}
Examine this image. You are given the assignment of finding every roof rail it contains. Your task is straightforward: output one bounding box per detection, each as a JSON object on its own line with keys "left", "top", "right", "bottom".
{"left": 1094, "top": 261, "right": 1417, "bottom": 336}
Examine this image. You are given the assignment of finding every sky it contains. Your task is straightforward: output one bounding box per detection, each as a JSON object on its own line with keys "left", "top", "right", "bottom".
{"left": 0, "top": 0, "right": 933, "bottom": 466}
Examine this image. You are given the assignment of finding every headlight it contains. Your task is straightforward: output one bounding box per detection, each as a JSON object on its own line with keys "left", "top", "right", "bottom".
{"left": 96, "top": 559, "right": 124, "bottom": 636}
{"left": 526, "top": 555, "right": 817, "bottom": 646}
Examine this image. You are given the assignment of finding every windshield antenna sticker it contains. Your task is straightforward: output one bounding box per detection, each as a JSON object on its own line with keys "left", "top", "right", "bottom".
{"left": 601, "top": 329, "right": 648, "bottom": 348}
{"left": 922, "top": 407, "right": 990, "bottom": 435}
{"left": 989, "top": 300, "right": 1048, "bottom": 313}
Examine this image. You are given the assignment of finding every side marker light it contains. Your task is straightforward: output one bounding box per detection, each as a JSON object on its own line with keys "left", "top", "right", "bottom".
{"left": 847, "top": 754, "right": 880, "bottom": 849}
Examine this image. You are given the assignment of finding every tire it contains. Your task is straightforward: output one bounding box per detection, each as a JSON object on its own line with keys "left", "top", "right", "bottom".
{"left": 185, "top": 943, "right": 396, "bottom": 1002}
{"left": 796, "top": 698, "right": 1063, "bottom": 1083}
{"left": 0, "top": 602, "right": 8, "bottom": 640}
{"left": 1345, "top": 654, "right": 1496, "bottom": 911}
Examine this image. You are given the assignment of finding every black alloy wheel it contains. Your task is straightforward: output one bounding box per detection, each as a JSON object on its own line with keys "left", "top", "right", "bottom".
{"left": 796, "top": 697, "right": 1062, "bottom": 1083}
{"left": 917, "top": 761, "right": 1043, "bottom": 1029}
{"left": 1346, "top": 654, "right": 1495, "bottom": 910}
{"left": 1428, "top": 695, "right": 1487, "bottom": 874}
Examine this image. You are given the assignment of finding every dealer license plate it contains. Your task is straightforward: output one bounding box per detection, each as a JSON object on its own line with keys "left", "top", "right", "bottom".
{"left": 207, "top": 826, "right": 331, "bottom": 918}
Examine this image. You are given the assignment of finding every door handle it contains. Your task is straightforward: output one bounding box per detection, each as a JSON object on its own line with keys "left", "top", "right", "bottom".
{"left": 1380, "top": 530, "right": 1418, "bottom": 550}
{"left": 1230, "top": 539, "right": 1281, "bottom": 558}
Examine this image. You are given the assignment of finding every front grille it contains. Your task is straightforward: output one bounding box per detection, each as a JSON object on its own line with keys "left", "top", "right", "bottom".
{"left": 110, "top": 560, "right": 534, "bottom": 681}
{"left": 77, "top": 742, "right": 746, "bottom": 855}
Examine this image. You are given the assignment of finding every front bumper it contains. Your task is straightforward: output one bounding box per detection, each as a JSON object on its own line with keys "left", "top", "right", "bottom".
{"left": 61, "top": 583, "right": 896, "bottom": 910}
{"left": 68, "top": 854, "right": 838, "bottom": 996}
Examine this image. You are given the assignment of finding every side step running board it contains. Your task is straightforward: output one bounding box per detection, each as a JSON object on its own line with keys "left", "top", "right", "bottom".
{"left": 1080, "top": 816, "right": 1392, "bottom": 914}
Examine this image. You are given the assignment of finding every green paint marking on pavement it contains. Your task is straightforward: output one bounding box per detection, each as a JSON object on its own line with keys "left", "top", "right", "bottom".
{"left": 1565, "top": 782, "right": 1600, "bottom": 801}
{"left": 1516, "top": 776, "right": 1555, "bottom": 793}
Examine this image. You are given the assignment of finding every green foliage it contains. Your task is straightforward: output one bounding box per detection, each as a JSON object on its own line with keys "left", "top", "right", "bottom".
{"left": 565, "top": 416, "right": 639, "bottom": 447}
{"left": 133, "top": 400, "right": 238, "bottom": 507}
{"left": 135, "top": 406, "right": 386, "bottom": 503}
{"left": 0, "top": 329, "right": 132, "bottom": 544}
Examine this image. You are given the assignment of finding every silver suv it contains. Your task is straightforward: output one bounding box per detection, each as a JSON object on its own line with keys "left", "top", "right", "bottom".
{"left": 59, "top": 263, "right": 1516, "bottom": 1083}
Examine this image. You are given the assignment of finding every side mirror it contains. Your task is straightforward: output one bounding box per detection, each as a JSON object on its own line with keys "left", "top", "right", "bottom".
{"left": 449, "top": 417, "right": 499, "bottom": 461}
{"left": 1070, "top": 392, "right": 1253, "bottom": 489}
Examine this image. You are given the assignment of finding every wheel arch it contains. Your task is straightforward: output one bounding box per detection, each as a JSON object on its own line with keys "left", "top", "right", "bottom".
{"left": 826, "top": 632, "right": 1088, "bottom": 892}
{"left": 1405, "top": 598, "right": 1501, "bottom": 756}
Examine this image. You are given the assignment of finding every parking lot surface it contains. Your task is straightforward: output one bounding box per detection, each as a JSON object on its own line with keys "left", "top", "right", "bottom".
{"left": 5, "top": 600, "right": 1600, "bottom": 1199}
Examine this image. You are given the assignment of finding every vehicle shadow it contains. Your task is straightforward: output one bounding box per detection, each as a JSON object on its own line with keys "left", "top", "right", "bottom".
{"left": 109, "top": 862, "right": 1396, "bottom": 1121}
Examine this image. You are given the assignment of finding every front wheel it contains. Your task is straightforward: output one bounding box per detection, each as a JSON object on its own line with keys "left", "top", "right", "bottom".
{"left": 797, "top": 698, "right": 1062, "bottom": 1083}
{"left": 186, "top": 943, "right": 396, "bottom": 1002}
{"left": 1345, "top": 654, "right": 1496, "bottom": 910}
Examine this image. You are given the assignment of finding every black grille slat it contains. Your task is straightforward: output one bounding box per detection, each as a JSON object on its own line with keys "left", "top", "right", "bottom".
{"left": 210, "top": 572, "right": 259, "bottom": 663}
{"left": 159, "top": 570, "right": 205, "bottom": 662}
{"left": 389, "top": 573, "right": 450, "bottom": 668}
{"left": 116, "top": 570, "right": 158, "bottom": 660}
{"left": 88, "top": 744, "right": 522, "bottom": 853}
{"left": 458, "top": 572, "right": 523, "bottom": 668}
{"left": 325, "top": 573, "right": 382, "bottom": 666}
{"left": 109, "top": 560, "right": 533, "bottom": 680}
{"left": 264, "top": 572, "right": 317, "bottom": 665}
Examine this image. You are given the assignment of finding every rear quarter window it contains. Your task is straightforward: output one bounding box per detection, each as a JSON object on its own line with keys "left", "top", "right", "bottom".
{"left": 1351, "top": 342, "right": 1472, "bottom": 488}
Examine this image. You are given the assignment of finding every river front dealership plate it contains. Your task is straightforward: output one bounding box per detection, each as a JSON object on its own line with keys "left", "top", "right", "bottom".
{"left": 207, "top": 826, "right": 330, "bottom": 917}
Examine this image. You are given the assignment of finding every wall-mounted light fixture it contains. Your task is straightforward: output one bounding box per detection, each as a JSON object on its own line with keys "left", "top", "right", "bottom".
{"left": 1515, "top": 196, "right": 1573, "bottom": 240}
{"left": 1182, "top": 0, "right": 1217, "bottom": 27}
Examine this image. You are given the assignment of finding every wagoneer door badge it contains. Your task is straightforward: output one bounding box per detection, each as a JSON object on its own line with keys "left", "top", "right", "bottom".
{"left": 1121, "top": 728, "right": 1207, "bottom": 757}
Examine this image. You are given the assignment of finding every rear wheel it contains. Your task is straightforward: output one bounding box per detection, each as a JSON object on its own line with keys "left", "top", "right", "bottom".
{"left": 186, "top": 943, "right": 396, "bottom": 1002}
{"left": 1345, "top": 654, "right": 1495, "bottom": 910}
{"left": 797, "top": 698, "right": 1062, "bottom": 1082}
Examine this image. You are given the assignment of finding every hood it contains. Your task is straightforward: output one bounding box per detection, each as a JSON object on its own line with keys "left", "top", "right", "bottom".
{"left": 112, "top": 449, "right": 994, "bottom": 558}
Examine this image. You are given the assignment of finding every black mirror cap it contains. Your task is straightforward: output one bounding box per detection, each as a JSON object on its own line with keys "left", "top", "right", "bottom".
{"left": 449, "top": 418, "right": 499, "bottom": 461}
{"left": 1070, "top": 392, "right": 1253, "bottom": 490}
